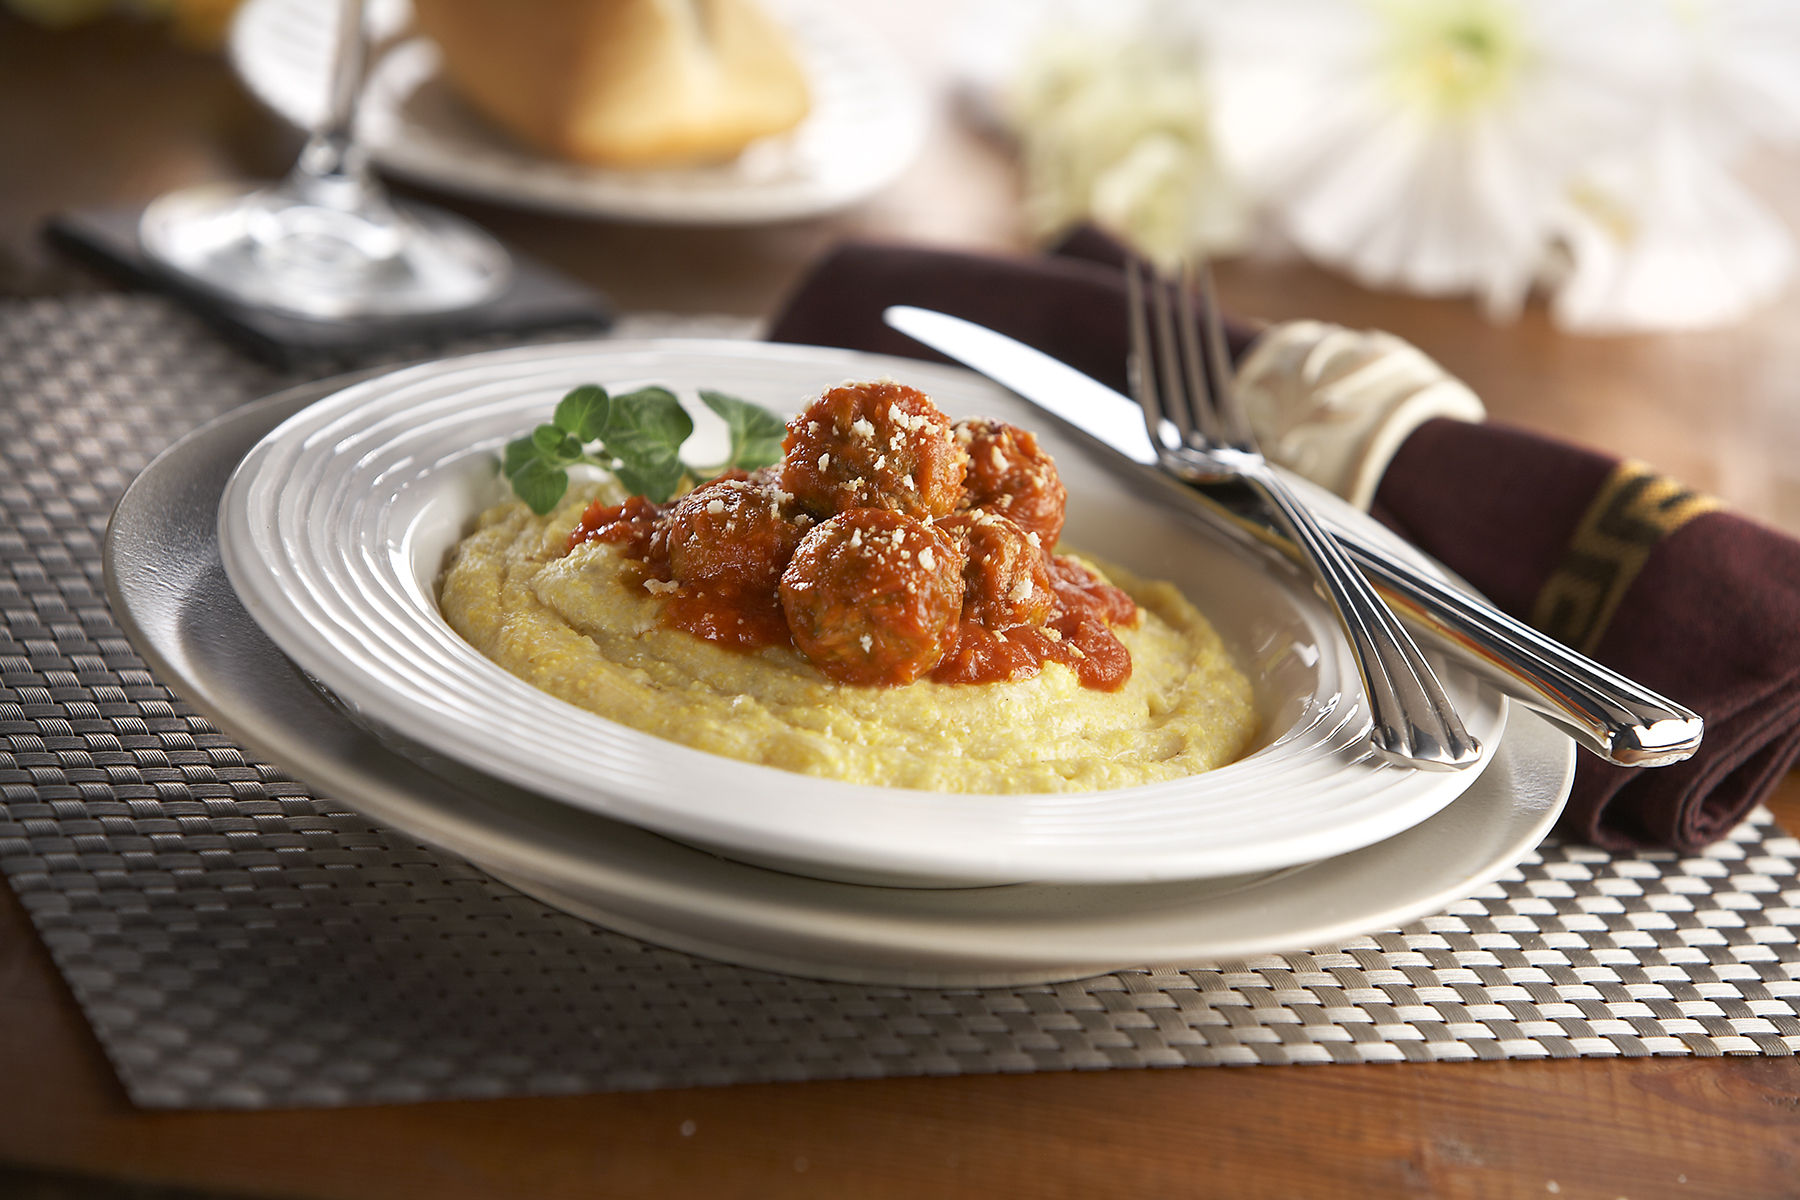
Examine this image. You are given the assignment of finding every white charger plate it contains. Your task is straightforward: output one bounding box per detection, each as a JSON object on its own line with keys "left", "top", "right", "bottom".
{"left": 229, "top": 0, "right": 929, "bottom": 224}
{"left": 108, "top": 378, "right": 1573, "bottom": 986}
{"left": 217, "top": 341, "right": 1506, "bottom": 887}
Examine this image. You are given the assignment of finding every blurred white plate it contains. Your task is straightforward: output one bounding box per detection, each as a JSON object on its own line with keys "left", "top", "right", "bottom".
{"left": 217, "top": 341, "right": 1507, "bottom": 887}
{"left": 229, "top": 0, "right": 929, "bottom": 224}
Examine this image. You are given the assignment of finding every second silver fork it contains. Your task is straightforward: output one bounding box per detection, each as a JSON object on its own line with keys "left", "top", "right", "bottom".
{"left": 1126, "top": 257, "right": 1481, "bottom": 771}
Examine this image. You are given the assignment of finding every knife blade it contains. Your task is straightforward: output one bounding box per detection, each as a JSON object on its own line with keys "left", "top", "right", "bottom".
{"left": 882, "top": 304, "right": 1703, "bottom": 768}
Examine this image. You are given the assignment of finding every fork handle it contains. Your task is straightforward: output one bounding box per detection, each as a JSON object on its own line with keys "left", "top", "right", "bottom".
{"left": 1242, "top": 462, "right": 1484, "bottom": 771}
{"left": 1342, "top": 539, "right": 1703, "bottom": 766}
{"left": 1150, "top": 468, "right": 1704, "bottom": 768}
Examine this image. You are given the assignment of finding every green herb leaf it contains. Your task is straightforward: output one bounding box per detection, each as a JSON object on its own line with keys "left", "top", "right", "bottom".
{"left": 700, "top": 389, "right": 787, "bottom": 474}
{"left": 502, "top": 382, "right": 787, "bottom": 512}
{"left": 603, "top": 387, "right": 694, "bottom": 450}
{"left": 600, "top": 387, "right": 693, "bottom": 503}
{"left": 554, "top": 385, "right": 611, "bottom": 442}
{"left": 610, "top": 455, "right": 687, "bottom": 505}
{"left": 529, "top": 423, "right": 583, "bottom": 465}
{"left": 509, "top": 457, "right": 570, "bottom": 515}
{"left": 502, "top": 435, "right": 538, "bottom": 479}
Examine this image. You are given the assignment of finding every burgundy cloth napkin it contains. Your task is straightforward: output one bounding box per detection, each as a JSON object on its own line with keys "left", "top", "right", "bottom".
{"left": 766, "top": 233, "right": 1800, "bottom": 852}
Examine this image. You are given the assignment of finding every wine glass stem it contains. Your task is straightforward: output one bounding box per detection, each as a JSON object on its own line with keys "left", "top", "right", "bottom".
{"left": 292, "top": 0, "right": 377, "bottom": 211}
{"left": 135, "top": 0, "right": 509, "bottom": 317}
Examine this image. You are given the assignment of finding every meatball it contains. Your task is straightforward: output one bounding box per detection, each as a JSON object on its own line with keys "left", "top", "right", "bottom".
{"left": 780, "top": 381, "right": 965, "bottom": 520}
{"left": 938, "top": 510, "right": 1054, "bottom": 630}
{"left": 651, "top": 476, "right": 806, "bottom": 591}
{"left": 780, "top": 509, "right": 965, "bottom": 686}
{"left": 954, "top": 417, "right": 1066, "bottom": 546}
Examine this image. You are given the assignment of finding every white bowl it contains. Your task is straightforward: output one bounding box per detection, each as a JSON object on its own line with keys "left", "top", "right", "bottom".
{"left": 218, "top": 340, "right": 1505, "bottom": 887}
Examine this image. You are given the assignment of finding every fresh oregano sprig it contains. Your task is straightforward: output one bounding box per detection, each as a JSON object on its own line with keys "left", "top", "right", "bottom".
{"left": 503, "top": 383, "right": 788, "bottom": 514}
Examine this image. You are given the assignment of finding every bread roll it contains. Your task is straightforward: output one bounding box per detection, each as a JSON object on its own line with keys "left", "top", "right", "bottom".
{"left": 411, "top": 0, "right": 811, "bottom": 168}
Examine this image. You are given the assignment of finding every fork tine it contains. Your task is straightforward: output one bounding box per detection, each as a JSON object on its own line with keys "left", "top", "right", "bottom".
{"left": 1147, "top": 265, "right": 1204, "bottom": 452}
{"left": 1122, "top": 254, "right": 1478, "bottom": 771}
{"left": 1189, "top": 259, "right": 1255, "bottom": 450}
{"left": 1170, "top": 264, "right": 1228, "bottom": 450}
{"left": 1124, "top": 256, "right": 1171, "bottom": 452}
{"left": 1129, "top": 252, "right": 1244, "bottom": 458}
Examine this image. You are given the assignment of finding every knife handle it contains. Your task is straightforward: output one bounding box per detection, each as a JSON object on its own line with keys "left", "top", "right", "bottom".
{"left": 1338, "top": 536, "right": 1702, "bottom": 767}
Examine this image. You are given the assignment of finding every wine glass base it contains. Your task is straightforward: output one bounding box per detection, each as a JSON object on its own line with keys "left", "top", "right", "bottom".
{"left": 139, "top": 181, "right": 512, "bottom": 322}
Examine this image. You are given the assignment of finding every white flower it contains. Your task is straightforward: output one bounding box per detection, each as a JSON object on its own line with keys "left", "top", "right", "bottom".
{"left": 1551, "top": 123, "right": 1795, "bottom": 331}
{"left": 1206, "top": 0, "right": 1674, "bottom": 317}
{"left": 1676, "top": 0, "right": 1800, "bottom": 151}
{"left": 1009, "top": 31, "right": 1252, "bottom": 263}
{"left": 970, "top": 0, "right": 1252, "bottom": 263}
{"left": 1548, "top": 0, "right": 1800, "bottom": 331}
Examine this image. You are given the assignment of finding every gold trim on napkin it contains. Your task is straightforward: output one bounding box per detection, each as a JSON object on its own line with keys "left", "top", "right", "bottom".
{"left": 1531, "top": 460, "right": 1721, "bottom": 652}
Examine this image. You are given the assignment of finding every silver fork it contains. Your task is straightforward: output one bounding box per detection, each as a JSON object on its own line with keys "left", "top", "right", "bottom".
{"left": 1125, "top": 257, "right": 1482, "bottom": 771}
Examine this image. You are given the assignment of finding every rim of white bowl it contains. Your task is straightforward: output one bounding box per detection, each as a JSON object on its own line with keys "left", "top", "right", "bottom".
{"left": 217, "top": 340, "right": 1505, "bottom": 886}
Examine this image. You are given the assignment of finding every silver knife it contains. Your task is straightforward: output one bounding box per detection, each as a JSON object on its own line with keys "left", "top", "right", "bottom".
{"left": 883, "top": 304, "right": 1703, "bottom": 768}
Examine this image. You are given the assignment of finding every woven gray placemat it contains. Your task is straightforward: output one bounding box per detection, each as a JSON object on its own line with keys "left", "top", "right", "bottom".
{"left": 1, "top": 294, "right": 1797, "bottom": 1110}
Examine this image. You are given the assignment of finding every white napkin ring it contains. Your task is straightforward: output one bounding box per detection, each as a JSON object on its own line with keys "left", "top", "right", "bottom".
{"left": 1234, "top": 320, "right": 1486, "bottom": 511}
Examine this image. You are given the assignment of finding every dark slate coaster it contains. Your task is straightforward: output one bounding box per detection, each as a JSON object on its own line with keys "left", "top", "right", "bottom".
{"left": 44, "top": 205, "right": 614, "bottom": 370}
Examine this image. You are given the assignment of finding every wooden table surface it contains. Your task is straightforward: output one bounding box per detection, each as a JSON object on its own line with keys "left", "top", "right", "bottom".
{"left": 4, "top": 8, "right": 1800, "bottom": 1198}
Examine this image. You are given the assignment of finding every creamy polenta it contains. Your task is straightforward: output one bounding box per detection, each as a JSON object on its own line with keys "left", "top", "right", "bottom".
{"left": 439, "top": 485, "right": 1259, "bottom": 793}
